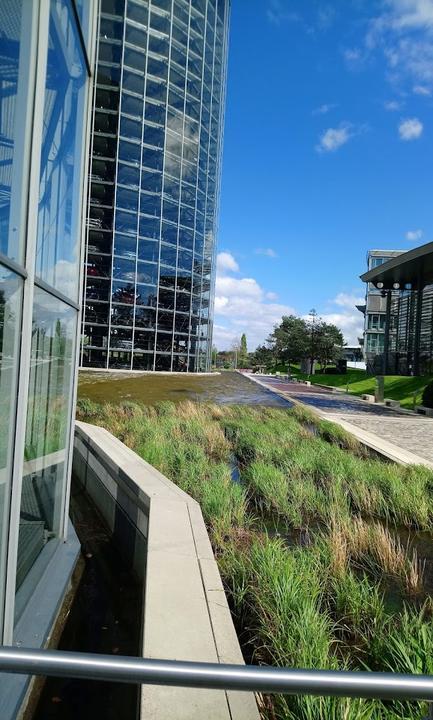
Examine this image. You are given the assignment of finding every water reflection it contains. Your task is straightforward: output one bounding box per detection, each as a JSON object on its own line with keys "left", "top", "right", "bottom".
{"left": 78, "top": 371, "right": 292, "bottom": 407}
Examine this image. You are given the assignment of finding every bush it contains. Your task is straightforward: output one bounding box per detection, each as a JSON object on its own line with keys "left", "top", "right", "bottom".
{"left": 422, "top": 381, "right": 433, "bottom": 408}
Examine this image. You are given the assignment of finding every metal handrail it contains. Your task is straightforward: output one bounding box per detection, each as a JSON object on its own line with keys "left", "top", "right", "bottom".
{"left": 1, "top": 646, "right": 433, "bottom": 709}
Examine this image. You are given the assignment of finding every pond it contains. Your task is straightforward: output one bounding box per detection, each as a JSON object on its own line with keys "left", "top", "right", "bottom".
{"left": 78, "top": 370, "right": 292, "bottom": 407}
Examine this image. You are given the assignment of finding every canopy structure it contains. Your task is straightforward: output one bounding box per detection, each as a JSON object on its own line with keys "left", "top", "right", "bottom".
{"left": 361, "top": 242, "right": 433, "bottom": 290}
{"left": 360, "top": 243, "right": 433, "bottom": 376}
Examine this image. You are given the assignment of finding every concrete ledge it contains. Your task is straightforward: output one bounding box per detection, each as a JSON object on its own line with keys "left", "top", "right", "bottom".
{"left": 416, "top": 405, "right": 433, "bottom": 417}
{"left": 73, "top": 422, "right": 259, "bottom": 720}
{"left": 361, "top": 393, "right": 376, "bottom": 403}
{"left": 385, "top": 398, "right": 400, "bottom": 408}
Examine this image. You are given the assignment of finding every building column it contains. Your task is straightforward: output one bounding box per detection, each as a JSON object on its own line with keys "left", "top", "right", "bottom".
{"left": 413, "top": 285, "right": 423, "bottom": 376}
{"left": 383, "top": 290, "right": 392, "bottom": 375}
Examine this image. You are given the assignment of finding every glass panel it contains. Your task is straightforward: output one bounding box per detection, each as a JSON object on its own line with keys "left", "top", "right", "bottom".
{"left": 137, "top": 261, "right": 158, "bottom": 284}
{"left": 0, "top": 267, "right": 22, "bottom": 627}
{"left": 122, "top": 70, "right": 145, "bottom": 96}
{"left": 136, "top": 285, "right": 157, "bottom": 306}
{"left": 138, "top": 239, "right": 158, "bottom": 262}
{"left": 36, "top": 0, "right": 87, "bottom": 301}
{"left": 135, "top": 306, "right": 156, "bottom": 328}
{"left": 117, "top": 163, "right": 140, "bottom": 188}
{"left": 114, "top": 232, "right": 136, "bottom": 259}
{"left": 18, "top": 289, "right": 76, "bottom": 590}
{"left": 0, "top": 0, "right": 27, "bottom": 261}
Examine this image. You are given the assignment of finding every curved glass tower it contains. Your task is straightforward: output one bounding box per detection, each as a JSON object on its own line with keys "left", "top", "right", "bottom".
{"left": 81, "top": 0, "right": 230, "bottom": 371}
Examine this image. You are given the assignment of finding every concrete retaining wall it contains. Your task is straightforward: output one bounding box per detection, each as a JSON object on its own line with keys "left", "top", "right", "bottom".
{"left": 73, "top": 421, "right": 259, "bottom": 720}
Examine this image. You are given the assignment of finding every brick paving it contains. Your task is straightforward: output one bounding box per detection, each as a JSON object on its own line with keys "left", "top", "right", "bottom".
{"left": 251, "top": 376, "right": 433, "bottom": 465}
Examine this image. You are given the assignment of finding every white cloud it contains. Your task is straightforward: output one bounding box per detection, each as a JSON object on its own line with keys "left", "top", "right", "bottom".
{"left": 398, "top": 116, "right": 423, "bottom": 139}
{"left": 213, "top": 252, "right": 296, "bottom": 349}
{"left": 216, "top": 251, "right": 239, "bottom": 274}
{"left": 413, "top": 83, "right": 431, "bottom": 94}
{"left": 266, "top": 0, "right": 300, "bottom": 25}
{"left": 343, "top": 47, "right": 363, "bottom": 64}
{"left": 333, "top": 292, "right": 365, "bottom": 309}
{"left": 406, "top": 228, "right": 423, "bottom": 240}
{"left": 312, "top": 103, "right": 337, "bottom": 116}
{"left": 384, "top": 99, "right": 403, "bottom": 110}
{"left": 316, "top": 312, "right": 364, "bottom": 346}
{"left": 254, "top": 247, "right": 278, "bottom": 258}
{"left": 316, "top": 124, "right": 353, "bottom": 153}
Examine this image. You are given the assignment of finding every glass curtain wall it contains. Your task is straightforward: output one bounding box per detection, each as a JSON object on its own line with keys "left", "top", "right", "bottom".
{"left": 0, "top": 0, "right": 96, "bottom": 641}
{"left": 81, "top": 0, "right": 230, "bottom": 371}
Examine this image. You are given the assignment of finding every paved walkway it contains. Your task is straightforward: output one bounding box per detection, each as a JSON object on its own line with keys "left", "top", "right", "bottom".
{"left": 248, "top": 375, "right": 433, "bottom": 466}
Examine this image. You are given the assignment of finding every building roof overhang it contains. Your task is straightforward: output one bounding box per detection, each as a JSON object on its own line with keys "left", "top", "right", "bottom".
{"left": 360, "top": 242, "right": 433, "bottom": 290}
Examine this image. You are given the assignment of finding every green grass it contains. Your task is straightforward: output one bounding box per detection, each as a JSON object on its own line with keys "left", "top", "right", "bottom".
{"left": 77, "top": 398, "right": 433, "bottom": 719}
{"left": 285, "top": 368, "right": 431, "bottom": 410}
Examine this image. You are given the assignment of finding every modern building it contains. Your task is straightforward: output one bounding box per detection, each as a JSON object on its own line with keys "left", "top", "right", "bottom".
{"left": 358, "top": 249, "right": 403, "bottom": 372}
{"left": 0, "top": 0, "right": 97, "bottom": 712}
{"left": 80, "top": 0, "right": 230, "bottom": 372}
{"left": 361, "top": 242, "right": 433, "bottom": 376}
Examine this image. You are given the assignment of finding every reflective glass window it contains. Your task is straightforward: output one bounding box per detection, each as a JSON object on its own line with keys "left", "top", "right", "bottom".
{"left": 176, "top": 269, "right": 192, "bottom": 292}
{"left": 114, "top": 232, "right": 136, "bottom": 259}
{"left": 171, "top": 45, "right": 187, "bottom": 69}
{"left": 101, "top": 0, "right": 125, "bottom": 14}
{"left": 91, "top": 182, "right": 114, "bottom": 207}
{"left": 122, "top": 70, "right": 145, "bottom": 96}
{"left": 134, "top": 330, "right": 154, "bottom": 350}
{"left": 157, "top": 310, "right": 174, "bottom": 331}
{"left": 110, "top": 327, "right": 133, "bottom": 349}
{"left": 89, "top": 204, "right": 113, "bottom": 231}
{"left": 137, "top": 261, "right": 158, "bottom": 284}
{"left": 147, "top": 55, "right": 168, "bottom": 80}
{"left": 135, "top": 307, "right": 156, "bottom": 328}
{"left": 92, "top": 135, "right": 117, "bottom": 159}
{"left": 100, "top": 17, "right": 123, "bottom": 40}
{"left": 156, "top": 333, "right": 173, "bottom": 352}
{"left": 144, "top": 101, "right": 166, "bottom": 125}
{"left": 158, "top": 288, "right": 175, "bottom": 309}
{"left": 124, "top": 46, "right": 146, "bottom": 72}
{"left": 87, "top": 253, "right": 111, "bottom": 278}
{"left": 18, "top": 289, "right": 76, "bottom": 589}
{"left": 159, "top": 265, "right": 176, "bottom": 288}
{"left": 133, "top": 353, "right": 154, "bottom": 370}
{"left": 121, "top": 92, "right": 143, "bottom": 117}
{"left": 112, "top": 281, "right": 137, "bottom": 304}
{"left": 142, "top": 147, "right": 163, "bottom": 170}
{"left": 136, "top": 285, "right": 157, "bottom": 307}
{"left": 111, "top": 304, "right": 134, "bottom": 326}
{"left": 127, "top": 1, "right": 148, "bottom": 25}
{"left": 86, "top": 278, "right": 111, "bottom": 302}
{"left": 84, "top": 302, "right": 109, "bottom": 325}
{"left": 146, "top": 78, "right": 167, "bottom": 102}
{"left": 94, "top": 111, "right": 118, "bottom": 134}
{"left": 118, "top": 140, "right": 141, "bottom": 164}
{"left": 140, "top": 193, "right": 161, "bottom": 216}
{"left": 97, "top": 64, "right": 121, "bottom": 87}
{"left": 163, "top": 199, "right": 179, "bottom": 223}
{"left": 174, "top": 312, "right": 190, "bottom": 331}
{"left": 115, "top": 209, "right": 137, "bottom": 234}
{"left": 138, "top": 239, "right": 159, "bottom": 263}
{"left": 143, "top": 124, "right": 165, "bottom": 148}
{"left": 179, "top": 227, "right": 194, "bottom": 250}
{"left": 141, "top": 169, "right": 162, "bottom": 193}
{"left": 155, "top": 354, "right": 172, "bottom": 370}
{"left": 98, "top": 41, "right": 122, "bottom": 64}
{"left": 91, "top": 158, "right": 116, "bottom": 182}
{"left": 88, "top": 230, "right": 113, "bottom": 255}
{"left": 160, "top": 244, "right": 177, "bottom": 267}
{"left": 125, "top": 23, "right": 147, "bottom": 48}
{"left": 116, "top": 187, "right": 139, "bottom": 212}
{"left": 139, "top": 215, "right": 159, "bottom": 239}
{"left": 148, "top": 32, "right": 169, "bottom": 57}
{"left": 0, "top": 267, "right": 22, "bottom": 621}
{"left": 117, "top": 163, "right": 140, "bottom": 187}
{"left": 161, "top": 222, "right": 178, "bottom": 245}
{"left": 36, "top": 0, "right": 87, "bottom": 301}
{"left": 150, "top": 11, "right": 170, "bottom": 35}
{"left": 164, "top": 178, "right": 180, "bottom": 202}
{"left": 178, "top": 248, "right": 193, "bottom": 272}
{"left": 113, "top": 257, "right": 135, "bottom": 282}
{"left": 120, "top": 116, "right": 142, "bottom": 140}
{"left": 95, "top": 87, "right": 120, "bottom": 111}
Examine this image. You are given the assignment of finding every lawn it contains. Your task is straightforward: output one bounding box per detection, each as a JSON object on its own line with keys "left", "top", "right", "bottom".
{"left": 77, "top": 398, "right": 433, "bottom": 719}
{"left": 278, "top": 367, "right": 432, "bottom": 410}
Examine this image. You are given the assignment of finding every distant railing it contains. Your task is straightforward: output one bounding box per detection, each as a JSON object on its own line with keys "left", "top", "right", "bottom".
{"left": 1, "top": 646, "right": 433, "bottom": 717}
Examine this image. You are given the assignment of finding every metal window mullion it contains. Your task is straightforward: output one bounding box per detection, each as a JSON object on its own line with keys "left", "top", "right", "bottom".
{"left": 134, "top": 0, "right": 152, "bottom": 371}
{"left": 108, "top": 1, "right": 128, "bottom": 370}
{"left": 199, "top": 2, "right": 218, "bottom": 372}
{"left": 61, "top": 1, "right": 99, "bottom": 541}
{"left": 171, "top": 3, "right": 193, "bottom": 372}
{"left": 154, "top": 2, "right": 174, "bottom": 372}
{"left": 3, "top": 0, "right": 50, "bottom": 645}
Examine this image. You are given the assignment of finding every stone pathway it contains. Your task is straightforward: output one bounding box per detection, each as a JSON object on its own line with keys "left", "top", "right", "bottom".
{"left": 249, "top": 375, "right": 433, "bottom": 466}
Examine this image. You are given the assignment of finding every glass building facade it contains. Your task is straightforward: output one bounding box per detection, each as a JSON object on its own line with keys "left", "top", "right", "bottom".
{"left": 81, "top": 0, "right": 230, "bottom": 372}
{"left": 0, "top": 0, "right": 97, "bottom": 645}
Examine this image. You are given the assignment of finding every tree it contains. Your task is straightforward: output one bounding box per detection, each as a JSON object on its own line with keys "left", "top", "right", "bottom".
{"left": 313, "top": 321, "right": 344, "bottom": 371}
{"left": 268, "top": 315, "right": 310, "bottom": 366}
{"left": 251, "top": 344, "right": 274, "bottom": 370}
{"left": 211, "top": 345, "right": 218, "bottom": 367}
{"left": 238, "top": 333, "right": 249, "bottom": 368}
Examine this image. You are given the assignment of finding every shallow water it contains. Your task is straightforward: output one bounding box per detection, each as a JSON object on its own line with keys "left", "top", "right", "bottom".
{"left": 78, "top": 370, "right": 292, "bottom": 407}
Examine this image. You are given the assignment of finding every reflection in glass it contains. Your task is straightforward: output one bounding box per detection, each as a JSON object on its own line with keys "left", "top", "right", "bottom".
{"left": 0, "top": 267, "right": 22, "bottom": 624}
{"left": 36, "top": 0, "right": 87, "bottom": 301}
{"left": 18, "top": 288, "right": 76, "bottom": 589}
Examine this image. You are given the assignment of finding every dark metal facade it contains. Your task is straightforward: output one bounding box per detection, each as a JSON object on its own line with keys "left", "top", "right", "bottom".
{"left": 80, "top": 0, "right": 230, "bottom": 371}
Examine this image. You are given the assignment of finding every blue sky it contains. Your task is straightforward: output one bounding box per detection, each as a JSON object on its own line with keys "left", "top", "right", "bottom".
{"left": 214, "top": 0, "right": 433, "bottom": 350}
